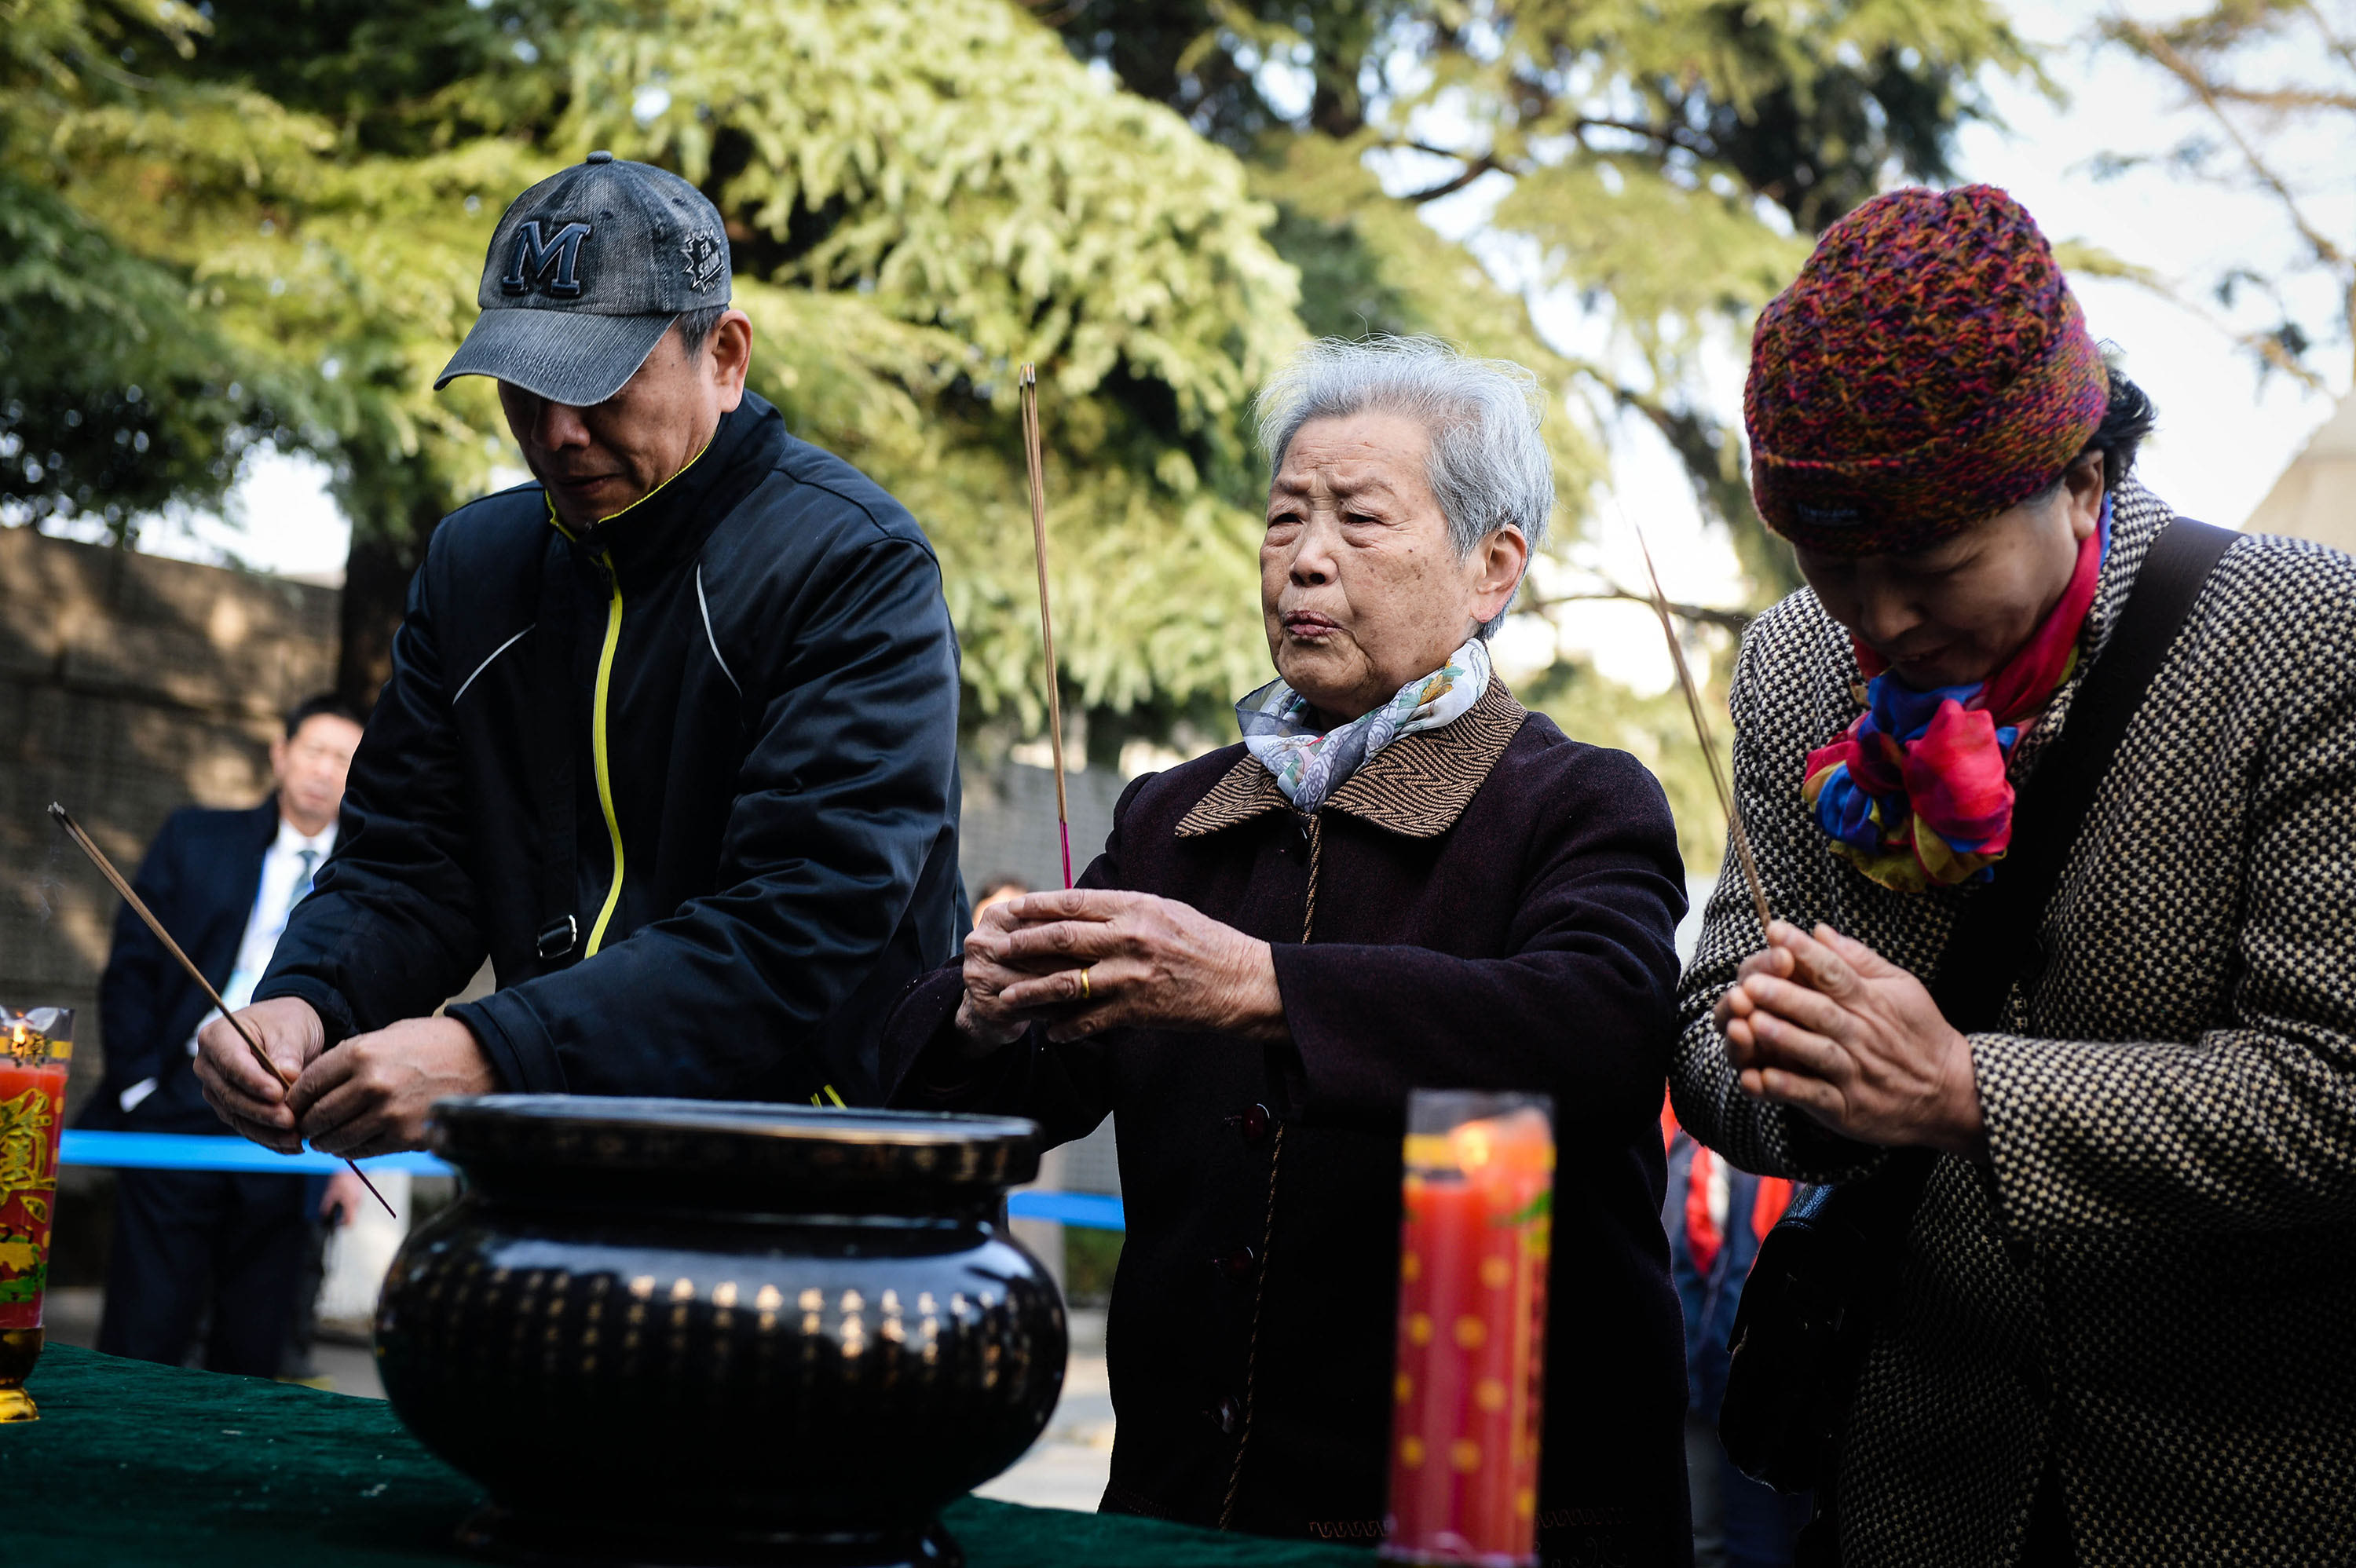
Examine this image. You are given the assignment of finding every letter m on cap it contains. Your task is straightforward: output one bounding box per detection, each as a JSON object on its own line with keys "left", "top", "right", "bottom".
{"left": 500, "top": 221, "right": 593, "bottom": 299}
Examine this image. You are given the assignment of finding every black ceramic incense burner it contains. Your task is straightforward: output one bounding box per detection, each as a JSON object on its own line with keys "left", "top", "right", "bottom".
{"left": 375, "top": 1097, "right": 1066, "bottom": 1567}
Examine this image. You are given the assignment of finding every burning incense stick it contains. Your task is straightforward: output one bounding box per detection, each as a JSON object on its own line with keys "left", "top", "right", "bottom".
{"left": 1018, "top": 364, "right": 1074, "bottom": 889}
{"left": 46, "top": 803, "right": 395, "bottom": 1217}
{"left": 1620, "top": 515, "right": 1775, "bottom": 934}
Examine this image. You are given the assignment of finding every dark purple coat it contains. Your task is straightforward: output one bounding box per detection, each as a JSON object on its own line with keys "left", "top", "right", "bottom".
{"left": 887, "top": 682, "right": 1692, "bottom": 1565}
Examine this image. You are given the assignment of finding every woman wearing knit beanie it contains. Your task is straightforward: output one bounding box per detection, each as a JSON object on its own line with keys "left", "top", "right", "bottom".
{"left": 1671, "top": 185, "right": 2356, "bottom": 1567}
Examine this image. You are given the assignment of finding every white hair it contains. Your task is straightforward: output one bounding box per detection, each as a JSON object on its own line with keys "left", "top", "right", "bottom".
{"left": 1254, "top": 335, "right": 1553, "bottom": 638}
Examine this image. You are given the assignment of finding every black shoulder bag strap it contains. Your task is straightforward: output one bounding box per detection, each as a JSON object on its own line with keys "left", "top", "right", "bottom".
{"left": 1720, "top": 517, "right": 2237, "bottom": 1510}
{"left": 1930, "top": 515, "right": 2237, "bottom": 1022}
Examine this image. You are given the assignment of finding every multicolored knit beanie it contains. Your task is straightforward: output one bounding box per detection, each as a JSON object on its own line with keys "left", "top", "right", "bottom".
{"left": 1745, "top": 185, "right": 2109, "bottom": 557}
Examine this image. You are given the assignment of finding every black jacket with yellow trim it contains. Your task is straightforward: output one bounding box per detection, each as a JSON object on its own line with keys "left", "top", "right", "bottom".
{"left": 258, "top": 392, "right": 964, "bottom": 1105}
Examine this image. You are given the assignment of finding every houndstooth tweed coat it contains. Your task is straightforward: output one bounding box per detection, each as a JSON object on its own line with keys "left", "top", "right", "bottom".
{"left": 1671, "top": 478, "right": 2356, "bottom": 1568}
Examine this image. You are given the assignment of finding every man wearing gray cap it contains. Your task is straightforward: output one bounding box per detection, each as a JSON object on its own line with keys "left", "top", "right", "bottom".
{"left": 192, "top": 153, "right": 966, "bottom": 1153}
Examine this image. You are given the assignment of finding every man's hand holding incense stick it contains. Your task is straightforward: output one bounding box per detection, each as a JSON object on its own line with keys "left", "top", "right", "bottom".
{"left": 195, "top": 1001, "right": 495, "bottom": 1158}
{"left": 1714, "top": 920, "right": 1988, "bottom": 1161}
{"left": 190, "top": 997, "right": 321, "bottom": 1153}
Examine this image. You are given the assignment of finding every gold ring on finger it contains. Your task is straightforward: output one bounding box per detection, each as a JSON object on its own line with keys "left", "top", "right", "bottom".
{"left": 1078, "top": 966, "right": 1093, "bottom": 1003}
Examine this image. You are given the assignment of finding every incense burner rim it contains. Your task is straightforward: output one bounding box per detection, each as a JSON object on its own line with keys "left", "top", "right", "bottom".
{"left": 427, "top": 1095, "right": 1044, "bottom": 1197}
{"left": 435, "top": 1095, "right": 1038, "bottom": 1149}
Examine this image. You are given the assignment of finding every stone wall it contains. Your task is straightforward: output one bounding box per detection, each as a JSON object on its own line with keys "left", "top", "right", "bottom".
{"left": 953, "top": 754, "right": 1126, "bottom": 905}
{"left": 0, "top": 528, "right": 339, "bottom": 1120}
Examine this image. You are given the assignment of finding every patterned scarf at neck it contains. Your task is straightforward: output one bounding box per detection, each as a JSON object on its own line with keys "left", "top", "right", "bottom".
{"left": 1238, "top": 638, "right": 1492, "bottom": 813}
{"left": 1802, "top": 499, "right": 2109, "bottom": 892}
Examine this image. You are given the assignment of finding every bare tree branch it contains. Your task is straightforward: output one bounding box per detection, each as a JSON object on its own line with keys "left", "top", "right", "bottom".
{"left": 2113, "top": 17, "right": 2351, "bottom": 274}
{"left": 2299, "top": 0, "right": 2356, "bottom": 84}
{"left": 2197, "top": 84, "right": 2356, "bottom": 113}
{"left": 1521, "top": 585, "right": 1755, "bottom": 636}
{"left": 1397, "top": 150, "right": 1510, "bottom": 204}
{"left": 2083, "top": 258, "right": 2329, "bottom": 391}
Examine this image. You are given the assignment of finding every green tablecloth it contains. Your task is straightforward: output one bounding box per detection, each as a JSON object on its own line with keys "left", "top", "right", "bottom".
{"left": 1, "top": 1345, "right": 1367, "bottom": 1566}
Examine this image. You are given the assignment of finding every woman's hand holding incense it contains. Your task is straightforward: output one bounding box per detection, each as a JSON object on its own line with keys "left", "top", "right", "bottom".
{"left": 954, "top": 896, "right": 1050, "bottom": 1053}
{"left": 1718, "top": 920, "right": 1989, "bottom": 1162}
{"left": 957, "top": 889, "right": 1288, "bottom": 1050}
{"left": 194, "top": 997, "right": 326, "bottom": 1153}
{"left": 286, "top": 1016, "right": 499, "bottom": 1158}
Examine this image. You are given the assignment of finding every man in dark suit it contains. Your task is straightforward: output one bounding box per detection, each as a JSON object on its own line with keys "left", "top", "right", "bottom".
{"left": 87, "top": 693, "right": 367, "bottom": 1375}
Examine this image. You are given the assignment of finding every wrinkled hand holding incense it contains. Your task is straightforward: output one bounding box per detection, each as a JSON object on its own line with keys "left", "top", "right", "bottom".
{"left": 1622, "top": 515, "right": 1775, "bottom": 934}
{"left": 46, "top": 803, "right": 396, "bottom": 1217}
{"left": 1019, "top": 364, "right": 1074, "bottom": 889}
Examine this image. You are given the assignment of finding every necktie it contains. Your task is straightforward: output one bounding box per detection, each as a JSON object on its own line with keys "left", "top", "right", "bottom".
{"left": 285, "top": 847, "right": 319, "bottom": 923}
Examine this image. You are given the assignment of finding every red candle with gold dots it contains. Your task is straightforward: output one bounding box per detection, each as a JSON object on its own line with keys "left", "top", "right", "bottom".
{"left": 1382, "top": 1091, "right": 1553, "bottom": 1566}
{"left": 0, "top": 1008, "right": 71, "bottom": 1424}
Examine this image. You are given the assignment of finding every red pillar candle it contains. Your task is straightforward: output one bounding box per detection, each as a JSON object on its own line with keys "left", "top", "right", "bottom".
{"left": 1382, "top": 1091, "right": 1553, "bottom": 1566}
{"left": 0, "top": 1007, "right": 73, "bottom": 1424}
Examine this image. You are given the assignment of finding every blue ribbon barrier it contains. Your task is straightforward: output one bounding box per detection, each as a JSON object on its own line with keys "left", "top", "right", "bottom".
{"left": 60, "top": 1130, "right": 451, "bottom": 1176}
{"left": 1003, "top": 1190, "right": 1126, "bottom": 1231}
{"left": 58, "top": 1130, "right": 1128, "bottom": 1230}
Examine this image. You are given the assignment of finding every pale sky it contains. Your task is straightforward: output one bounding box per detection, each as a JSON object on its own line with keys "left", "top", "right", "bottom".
{"left": 128, "top": 0, "right": 2353, "bottom": 700}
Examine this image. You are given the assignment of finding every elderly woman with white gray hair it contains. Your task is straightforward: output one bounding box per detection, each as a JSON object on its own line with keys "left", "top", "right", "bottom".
{"left": 887, "top": 336, "right": 1694, "bottom": 1563}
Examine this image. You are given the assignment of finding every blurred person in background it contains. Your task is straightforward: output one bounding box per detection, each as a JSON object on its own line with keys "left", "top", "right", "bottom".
{"left": 1660, "top": 1101, "right": 1807, "bottom": 1568}
{"left": 85, "top": 693, "right": 371, "bottom": 1376}
{"left": 891, "top": 337, "right": 1693, "bottom": 1565}
{"left": 972, "top": 875, "right": 1030, "bottom": 919}
{"left": 1677, "top": 185, "right": 2356, "bottom": 1564}
{"left": 192, "top": 152, "right": 963, "bottom": 1153}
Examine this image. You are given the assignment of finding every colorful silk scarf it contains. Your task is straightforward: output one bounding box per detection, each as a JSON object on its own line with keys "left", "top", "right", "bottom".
{"left": 1238, "top": 638, "right": 1491, "bottom": 813}
{"left": 1802, "top": 500, "right": 2109, "bottom": 892}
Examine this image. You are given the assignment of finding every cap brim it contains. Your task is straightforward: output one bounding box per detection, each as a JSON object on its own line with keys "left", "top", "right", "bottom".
{"left": 434, "top": 309, "right": 676, "bottom": 406}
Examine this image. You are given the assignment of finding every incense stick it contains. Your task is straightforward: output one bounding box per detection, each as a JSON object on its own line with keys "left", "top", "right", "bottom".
{"left": 47, "top": 803, "right": 396, "bottom": 1217}
{"left": 1018, "top": 364, "right": 1074, "bottom": 888}
{"left": 1619, "top": 515, "right": 1775, "bottom": 936}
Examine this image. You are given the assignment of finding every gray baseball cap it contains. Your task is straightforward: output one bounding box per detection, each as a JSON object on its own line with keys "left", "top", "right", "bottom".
{"left": 435, "top": 151, "right": 733, "bottom": 407}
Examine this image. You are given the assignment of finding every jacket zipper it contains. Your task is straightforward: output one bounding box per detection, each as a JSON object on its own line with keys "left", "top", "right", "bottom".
{"left": 548, "top": 454, "right": 846, "bottom": 1104}
{"left": 583, "top": 550, "right": 627, "bottom": 957}
{"left": 575, "top": 543, "right": 846, "bottom": 1106}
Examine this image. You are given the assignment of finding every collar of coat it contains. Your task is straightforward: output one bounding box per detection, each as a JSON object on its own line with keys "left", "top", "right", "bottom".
{"left": 548, "top": 393, "right": 789, "bottom": 580}
{"left": 1176, "top": 678, "right": 1528, "bottom": 841}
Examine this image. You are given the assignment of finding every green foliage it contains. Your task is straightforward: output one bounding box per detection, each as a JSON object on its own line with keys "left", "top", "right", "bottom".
{"left": 0, "top": 0, "right": 296, "bottom": 534}
{"left": 1055, "top": 0, "right": 2040, "bottom": 609}
{"left": 4, "top": 0, "right": 546, "bottom": 567}
{"left": 563, "top": 0, "right": 1306, "bottom": 723}
{"left": 9, "top": 0, "right": 2050, "bottom": 784}
{"left": 1251, "top": 133, "right": 1610, "bottom": 534}
{"left": 0, "top": 173, "right": 298, "bottom": 534}
{"left": 4, "top": 0, "right": 1304, "bottom": 722}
